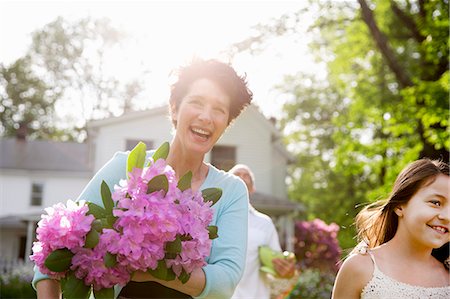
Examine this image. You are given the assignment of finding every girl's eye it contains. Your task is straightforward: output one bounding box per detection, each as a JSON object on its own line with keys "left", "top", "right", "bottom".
{"left": 430, "top": 200, "right": 441, "bottom": 206}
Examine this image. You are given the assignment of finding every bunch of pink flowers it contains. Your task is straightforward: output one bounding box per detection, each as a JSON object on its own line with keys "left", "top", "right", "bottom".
{"left": 30, "top": 142, "right": 220, "bottom": 297}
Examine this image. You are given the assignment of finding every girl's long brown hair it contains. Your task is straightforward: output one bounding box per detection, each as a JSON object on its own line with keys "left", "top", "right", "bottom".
{"left": 354, "top": 159, "right": 449, "bottom": 265}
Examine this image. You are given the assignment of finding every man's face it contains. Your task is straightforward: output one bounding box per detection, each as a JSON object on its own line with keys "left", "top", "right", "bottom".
{"left": 233, "top": 168, "right": 255, "bottom": 194}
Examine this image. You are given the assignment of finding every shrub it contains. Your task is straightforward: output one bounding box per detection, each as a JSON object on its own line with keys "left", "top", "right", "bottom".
{"left": 282, "top": 268, "right": 335, "bottom": 299}
{"left": 0, "top": 263, "right": 36, "bottom": 299}
{"left": 294, "top": 218, "right": 341, "bottom": 272}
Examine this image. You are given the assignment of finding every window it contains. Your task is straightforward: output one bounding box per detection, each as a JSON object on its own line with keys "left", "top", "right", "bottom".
{"left": 125, "top": 139, "right": 153, "bottom": 151}
{"left": 211, "top": 145, "right": 236, "bottom": 171}
{"left": 30, "top": 183, "right": 43, "bottom": 206}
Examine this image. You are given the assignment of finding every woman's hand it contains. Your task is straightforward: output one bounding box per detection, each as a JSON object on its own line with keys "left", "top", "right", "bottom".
{"left": 131, "top": 271, "right": 155, "bottom": 282}
{"left": 130, "top": 268, "right": 205, "bottom": 297}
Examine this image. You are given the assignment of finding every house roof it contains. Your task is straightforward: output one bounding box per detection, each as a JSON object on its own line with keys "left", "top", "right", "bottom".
{"left": 251, "top": 192, "right": 304, "bottom": 216}
{"left": 0, "top": 138, "right": 90, "bottom": 172}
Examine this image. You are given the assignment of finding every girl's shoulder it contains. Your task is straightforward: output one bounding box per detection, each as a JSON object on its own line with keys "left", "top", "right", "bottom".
{"left": 341, "top": 251, "right": 374, "bottom": 277}
{"left": 333, "top": 251, "right": 374, "bottom": 298}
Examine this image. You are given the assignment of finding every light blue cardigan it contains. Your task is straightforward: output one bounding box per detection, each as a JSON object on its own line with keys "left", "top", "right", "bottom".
{"left": 32, "top": 151, "right": 249, "bottom": 299}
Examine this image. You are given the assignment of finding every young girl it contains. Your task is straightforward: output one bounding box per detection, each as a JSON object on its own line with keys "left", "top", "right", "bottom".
{"left": 332, "top": 159, "right": 450, "bottom": 299}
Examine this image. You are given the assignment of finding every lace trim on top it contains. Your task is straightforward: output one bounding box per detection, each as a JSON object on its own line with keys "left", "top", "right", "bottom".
{"left": 359, "top": 247, "right": 450, "bottom": 299}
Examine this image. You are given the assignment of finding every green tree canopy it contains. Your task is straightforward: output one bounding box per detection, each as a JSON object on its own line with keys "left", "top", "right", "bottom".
{"left": 232, "top": 0, "right": 449, "bottom": 248}
{"left": 1, "top": 16, "right": 144, "bottom": 141}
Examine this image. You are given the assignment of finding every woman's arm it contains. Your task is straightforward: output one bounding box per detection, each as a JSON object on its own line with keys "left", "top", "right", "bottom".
{"left": 36, "top": 279, "right": 61, "bottom": 299}
{"left": 197, "top": 179, "right": 248, "bottom": 298}
{"left": 132, "top": 268, "right": 206, "bottom": 296}
{"left": 332, "top": 254, "right": 372, "bottom": 299}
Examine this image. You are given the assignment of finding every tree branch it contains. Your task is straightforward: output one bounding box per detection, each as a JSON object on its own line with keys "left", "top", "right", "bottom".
{"left": 357, "top": 0, "right": 413, "bottom": 88}
{"left": 390, "top": 0, "right": 425, "bottom": 42}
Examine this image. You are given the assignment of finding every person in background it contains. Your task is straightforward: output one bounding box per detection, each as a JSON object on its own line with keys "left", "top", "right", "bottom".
{"left": 332, "top": 159, "right": 450, "bottom": 299}
{"left": 33, "top": 58, "right": 253, "bottom": 299}
{"left": 229, "top": 164, "right": 296, "bottom": 299}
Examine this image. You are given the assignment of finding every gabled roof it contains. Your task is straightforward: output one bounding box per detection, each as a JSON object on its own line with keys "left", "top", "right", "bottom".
{"left": 251, "top": 192, "right": 304, "bottom": 216}
{"left": 0, "top": 138, "right": 90, "bottom": 172}
{"left": 87, "top": 105, "right": 169, "bottom": 129}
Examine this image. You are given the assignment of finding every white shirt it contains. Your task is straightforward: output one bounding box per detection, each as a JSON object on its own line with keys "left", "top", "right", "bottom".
{"left": 231, "top": 205, "right": 282, "bottom": 299}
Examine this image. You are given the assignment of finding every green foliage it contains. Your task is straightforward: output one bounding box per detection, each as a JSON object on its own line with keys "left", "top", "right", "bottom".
{"left": 127, "top": 141, "right": 147, "bottom": 176}
{"left": 0, "top": 16, "right": 144, "bottom": 141}
{"left": 201, "top": 188, "right": 223, "bottom": 206}
{"left": 147, "top": 260, "right": 176, "bottom": 282}
{"left": 0, "top": 264, "right": 36, "bottom": 299}
{"left": 44, "top": 248, "right": 74, "bottom": 272}
{"left": 284, "top": 268, "right": 335, "bottom": 299}
{"left": 147, "top": 174, "right": 169, "bottom": 195}
{"left": 61, "top": 272, "right": 91, "bottom": 299}
{"left": 0, "top": 56, "right": 62, "bottom": 139}
{"left": 236, "top": 0, "right": 449, "bottom": 250}
{"left": 152, "top": 141, "right": 170, "bottom": 162}
{"left": 177, "top": 171, "right": 193, "bottom": 191}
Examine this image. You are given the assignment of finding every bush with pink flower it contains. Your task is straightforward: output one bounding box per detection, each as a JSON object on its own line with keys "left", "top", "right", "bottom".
{"left": 30, "top": 142, "right": 221, "bottom": 299}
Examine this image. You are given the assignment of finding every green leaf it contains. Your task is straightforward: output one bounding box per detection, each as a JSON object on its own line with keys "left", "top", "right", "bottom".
{"left": 84, "top": 229, "right": 100, "bottom": 249}
{"left": 165, "top": 236, "right": 182, "bottom": 255}
{"left": 177, "top": 171, "right": 192, "bottom": 191}
{"left": 106, "top": 215, "right": 117, "bottom": 228}
{"left": 127, "top": 141, "right": 147, "bottom": 178}
{"left": 100, "top": 217, "right": 113, "bottom": 229}
{"left": 147, "top": 174, "right": 169, "bottom": 194}
{"left": 207, "top": 225, "right": 219, "bottom": 239}
{"left": 61, "top": 272, "right": 91, "bottom": 299}
{"left": 178, "top": 269, "right": 191, "bottom": 284}
{"left": 92, "top": 219, "right": 103, "bottom": 232}
{"left": 93, "top": 287, "right": 115, "bottom": 299}
{"left": 87, "top": 202, "right": 107, "bottom": 218}
{"left": 147, "top": 260, "right": 176, "bottom": 281}
{"left": 44, "top": 249, "right": 74, "bottom": 272}
{"left": 101, "top": 180, "right": 113, "bottom": 213}
{"left": 201, "top": 188, "right": 222, "bottom": 206}
{"left": 104, "top": 252, "right": 117, "bottom": 268}
{"left": 152, "top": 142, "right": 170, "bottom": 162}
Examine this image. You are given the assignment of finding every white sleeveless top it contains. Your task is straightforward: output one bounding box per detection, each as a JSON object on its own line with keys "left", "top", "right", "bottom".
{"left": 360, "top": 250, "right": 450, "bottom": 299}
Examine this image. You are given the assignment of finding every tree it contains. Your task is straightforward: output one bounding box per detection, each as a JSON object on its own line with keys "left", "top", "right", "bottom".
{"left": 1, "top": 17, "right": 144, "bottom": 141}
{"left": 231, "top": 0, "right": 449, "bottom": 248}
{"left": 0, "top": 56, "right": 63, "bottom": 140}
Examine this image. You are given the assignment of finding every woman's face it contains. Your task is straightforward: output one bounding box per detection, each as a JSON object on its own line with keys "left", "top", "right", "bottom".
{"left": 171, "top": 78, "right": 230, "bottom": 156}
{"left": 396, "top": 174, "right": 450, "bottom": 249}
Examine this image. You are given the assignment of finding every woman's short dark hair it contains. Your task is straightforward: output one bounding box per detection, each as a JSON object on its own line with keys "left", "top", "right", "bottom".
{"left": 169, "top": 59, "right": 253, "bottom": 126}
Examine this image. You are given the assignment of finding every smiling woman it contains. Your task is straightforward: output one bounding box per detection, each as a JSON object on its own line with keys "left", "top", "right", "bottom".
{"left": 33, "top": 58, "right": 254, "bottom": 299}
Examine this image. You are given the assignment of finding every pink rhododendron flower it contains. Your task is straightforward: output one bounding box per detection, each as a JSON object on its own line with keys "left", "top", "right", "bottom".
{"left": 30, "top": 146, "right": 218, "bottom": 292}
{"left": 29, "top": 242, "right": 66, "bottom": 280}
{"left": 71, "top": 233, "right": 130, "bottom": 290}
{"left": 34, "top": 200, "right": 94, "bottom": 251}
{"left": 30, "top": 200, "right": 94, "bottom": 278}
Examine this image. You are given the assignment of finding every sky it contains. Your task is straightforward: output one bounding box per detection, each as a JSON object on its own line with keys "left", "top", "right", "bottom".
{"left": 0, "top": 0, "right": 323, "bottom": 120}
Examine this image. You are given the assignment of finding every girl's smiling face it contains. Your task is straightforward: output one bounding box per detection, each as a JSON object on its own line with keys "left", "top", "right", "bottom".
{"left": 171, "top": 78, "right": 230, "bottom": 156}
{"left": 396, "top": 174, "right": 450, "bottom": 249}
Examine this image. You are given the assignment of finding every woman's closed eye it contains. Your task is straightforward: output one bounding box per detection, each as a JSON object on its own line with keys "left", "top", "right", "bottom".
{"left": 214, "top": 107, "right": 226, "bottom": 115}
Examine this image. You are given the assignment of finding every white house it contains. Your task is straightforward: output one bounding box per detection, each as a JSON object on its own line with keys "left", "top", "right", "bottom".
{"left": 0, "top": 104, "right": 302, "bottom": 264}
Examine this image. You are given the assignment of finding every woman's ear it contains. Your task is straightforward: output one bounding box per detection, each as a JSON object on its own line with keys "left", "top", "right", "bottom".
{"left": 170, "top": 102, "right": 177, "bottom": 125}
{"left": 394, "top": 206, "right": 404, "bottom": 217}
